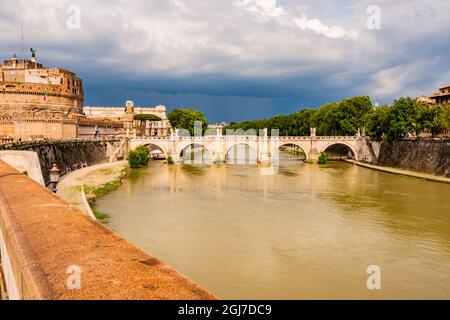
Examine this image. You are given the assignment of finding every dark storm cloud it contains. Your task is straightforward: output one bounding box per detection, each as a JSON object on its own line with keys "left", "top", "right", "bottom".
{"left": 1, "top": 0, "right": 449, "bottom": 122}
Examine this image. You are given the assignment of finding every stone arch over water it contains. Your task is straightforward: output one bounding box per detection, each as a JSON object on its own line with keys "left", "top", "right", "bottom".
{"left": 178, "top": 143, "right": 212, "bottom": 164}
{"left": 225, "top": 143, "right": 258, "bottom": 164}
{"left": 322, "top": 142, "right": 358, "bottom": 160}
{"left": 277, "top": 142, "right": 308, "bottom": 161}
{"left": 144, "top": 143, "right": 168, "bottom": 158}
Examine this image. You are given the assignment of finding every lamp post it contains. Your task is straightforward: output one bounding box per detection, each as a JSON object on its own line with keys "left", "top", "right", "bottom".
{"left": 49, "top": 164, "right": 61, "bottom": 193}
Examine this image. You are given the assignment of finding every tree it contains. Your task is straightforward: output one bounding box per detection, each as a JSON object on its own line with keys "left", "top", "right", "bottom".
{"left": 384, "top": 97, "right": 421, "bottom": 141}
{"left": 168, "top": 109, "right": 208, "bottom": 136}
{"left": 225, "top": 95, "right": 448, "bottom": 141}
{"left": 365, "top": 105, "right": 391, "bottom": 141}
{"left": 442, "top": 104, "right": 450, "bottom": 128}
{"left": 419, "top": 105, "right": 446, "bottom": 137}
{"left": 337, "top": 96, "right": 374, "bottom": 135}
{"left": 127, "top": 146, "right": 150, "bottom": 168}
{"left": 311, "top": 103, "right": 340, "bottom": 135}
{"left": 288, "top": 109, "right": 316, "bottom": 136}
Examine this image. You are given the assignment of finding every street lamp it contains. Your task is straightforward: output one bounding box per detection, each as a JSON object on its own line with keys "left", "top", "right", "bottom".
{"left": 49, "top": 164, "right": 61, "bottom": 193}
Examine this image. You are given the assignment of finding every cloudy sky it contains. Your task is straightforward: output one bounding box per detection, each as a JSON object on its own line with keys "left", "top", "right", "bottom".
{"left": 1, "top": 0, "right": 449, "bottom": 122}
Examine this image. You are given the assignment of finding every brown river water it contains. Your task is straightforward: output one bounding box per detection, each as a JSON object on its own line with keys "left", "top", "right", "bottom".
{"left": 97, "top": 154, "right": 450, "bottom": 299}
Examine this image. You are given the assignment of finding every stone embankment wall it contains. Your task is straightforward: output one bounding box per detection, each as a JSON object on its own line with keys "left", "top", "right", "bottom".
{"left": 0, "top": 139, "right": 126, "bottom": 185}
{"left": 376, "top": 139, "right": 450, "bottom": 177}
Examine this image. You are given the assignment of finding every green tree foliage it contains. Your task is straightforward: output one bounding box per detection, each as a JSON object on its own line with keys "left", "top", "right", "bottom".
{"left": 311, "top": 103, "right": 340, "bottom": 136}
{"left": 417, "top": 104, "right": 447, "bottom": 137}
{"left": 227, "top": 96, "right": 449, "bottom": 141}
{"left": 365, "top": 106, "right": 391, "bottom": 141}
{"left": 127, "top": 146, "right": 150, "bottom": 168}
{"left": 318, "top": 152, "right": 328, "bottom": 165}
{"left": 168, "top": 109, "right": 208, "bottom": 136}
{"left": 367, "top": 98, "right": 448, "bottom": 141}
{"left": 134, "top": 114, "right": 162, "bottom": 121}
{"left": 387, "top": 97, "right": 421, "bottom": 140}
{"left": 442, "top": 104, "right": 450, "bottom": 128}
{"left": 227, "top": 96, "right": 374, "bottom": 137}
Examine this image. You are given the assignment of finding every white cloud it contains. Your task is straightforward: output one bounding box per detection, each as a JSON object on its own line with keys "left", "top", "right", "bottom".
{"left": 234, "top": 0, "right": 358, "bottom": 39}
{"left": 293, "top": 15, "right": 359, "bottom": 39}
{"left": 234, "top": 0, "right": 285, "bottom": 17}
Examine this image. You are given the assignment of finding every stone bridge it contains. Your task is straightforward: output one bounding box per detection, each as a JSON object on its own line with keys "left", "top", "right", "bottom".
{"left": 129, "top": 130, "right": 376, "bottom": 163}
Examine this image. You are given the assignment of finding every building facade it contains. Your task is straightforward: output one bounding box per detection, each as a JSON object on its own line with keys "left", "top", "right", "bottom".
{"left": 84, "top": 101, "right": 168, "bottom": 121}
{"left": 84, "top": 101, "right": 171, "bottom": 138}
{"left": 430, "top": 85, "right": 450, "bottom": 105}
{"left": 416, "top": 95, "right": 436, "bottom": 105}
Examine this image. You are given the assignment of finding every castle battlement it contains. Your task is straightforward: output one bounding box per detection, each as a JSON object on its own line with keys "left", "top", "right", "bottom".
{"left": 0, "top": 53, "right": 84, "bottom": 119}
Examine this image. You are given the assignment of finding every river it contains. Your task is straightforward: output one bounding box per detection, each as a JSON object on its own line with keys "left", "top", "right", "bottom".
{"left": 97, "top": 154, "right": 450, "bottom": 299}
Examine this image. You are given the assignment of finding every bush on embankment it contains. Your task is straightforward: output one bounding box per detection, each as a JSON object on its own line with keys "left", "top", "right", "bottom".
{"left": 318, "top": 152, "right": 329, "bottom": 165}
{"left": 127, "top": 146, "right": 150, "bottom": 168}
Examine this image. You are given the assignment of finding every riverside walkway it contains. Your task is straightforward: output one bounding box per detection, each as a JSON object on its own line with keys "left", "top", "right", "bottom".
{"left": 56, "top": 161, "right": 128, "bottom": 217}
{"left": 345, "top": 160, "right": 450, "bottom": 184}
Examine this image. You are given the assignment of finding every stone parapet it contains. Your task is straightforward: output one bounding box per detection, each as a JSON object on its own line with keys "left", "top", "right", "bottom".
{"left": 0, "top": 160, "right": 217, "bottom": 300}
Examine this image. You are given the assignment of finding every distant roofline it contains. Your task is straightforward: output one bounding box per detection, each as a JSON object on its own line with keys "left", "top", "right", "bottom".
{"left": 439, "top": 84, "right": 450, "bottom": 90}
{"left": 430, "top": 92, "right": 450, "bottom": 99}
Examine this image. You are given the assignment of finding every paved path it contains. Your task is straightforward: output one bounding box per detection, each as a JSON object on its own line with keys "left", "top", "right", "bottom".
{"left": 57, "top": 161, "right": 128, "bottom": 214}
{"left": 345, "top": 160, "right": 450, "bottom": 184}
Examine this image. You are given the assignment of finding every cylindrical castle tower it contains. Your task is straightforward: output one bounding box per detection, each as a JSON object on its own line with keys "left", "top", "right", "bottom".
{"left": 0, "top": 53, "right": 84, "bottom": 119}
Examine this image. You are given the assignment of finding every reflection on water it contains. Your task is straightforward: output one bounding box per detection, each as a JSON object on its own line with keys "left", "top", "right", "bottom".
{"left": 97, "top": 152, "right": 450, "bottom": 299}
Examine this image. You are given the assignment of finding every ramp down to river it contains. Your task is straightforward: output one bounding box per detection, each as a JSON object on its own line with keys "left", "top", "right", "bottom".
{"left": 0, "top": 160, "right": 216, "bottom": 300}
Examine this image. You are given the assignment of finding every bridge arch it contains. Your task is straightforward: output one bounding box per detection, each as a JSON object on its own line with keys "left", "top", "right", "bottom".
{"left": 321, "top": 142, "right": 359, "bottom": 161}
{"left": 276, "top": 142, "right": 309, "bottom": 161}
{"left": 225, "top": 142, "right": 258, "bottom": 164}
{"left": 177, "top": 142, "right": 213, "bottom": 164}
{"left": 142, "top": 142, "right": 169, "bottom": 159}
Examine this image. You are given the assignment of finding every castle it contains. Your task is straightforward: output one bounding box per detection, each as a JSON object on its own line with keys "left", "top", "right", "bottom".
{"left": 0, "top": 53, "right": 83, "bottom": 119}
{"left": 0, "top": 52, "right": 170, "bottom": 141}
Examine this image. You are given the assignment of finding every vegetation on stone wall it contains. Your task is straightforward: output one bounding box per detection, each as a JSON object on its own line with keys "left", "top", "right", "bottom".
{"left": 168, "top": 109, "right": 208, "bottom": 136}
{"left": 226, "top": 96, "right": 450, "bottom": 141}
{"left": 134, "top": 114, "right": 162, "bottom": 121}
{"left": 84, "top": 168, "right": 128, "bottom": 224}
{"left": 127, "top": 145, "right": 150, "bottom": 168}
